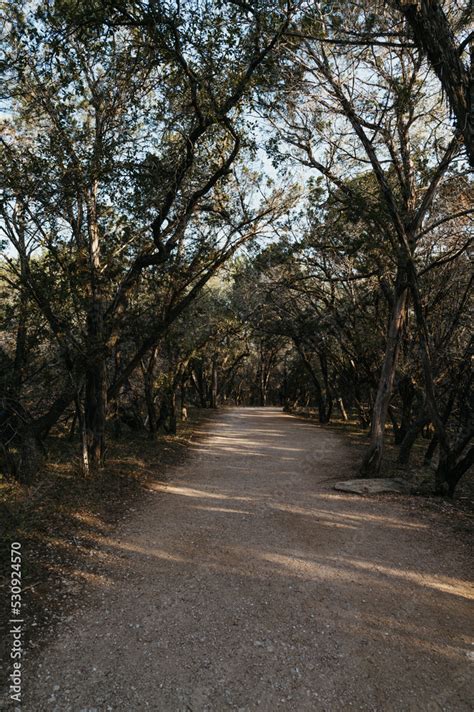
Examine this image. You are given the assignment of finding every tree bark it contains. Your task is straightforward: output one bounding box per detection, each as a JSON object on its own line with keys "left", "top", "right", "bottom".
{"left": 294, "top": 340, "right": 331, "bottom": 423}
{"left": 336, "top": 398, "right": 348, "bottom": 421}
{"left": 360, "top": 278, "right": 408, "bottom": 476}
{"left": 394, "top": 0, "right": 473, "bottom": 167}
{"left": 396, "top": 375, "right": 416, "bottom": 445}
{"left": 143, "top": 347, "right": 158, "bottom": 438}
{"left": 209, "top": 354, "right": 218, "bottom": 409}
{"left": 442, "top": 447, "right": 474, "bottom": 497}
{"left": 398, "top": 414, "right": 430, "bottom": 465}
{"left": 406, "top": 262, "right": 452, "bottom": 482}
{"left": 84, "top": 188, "right": 106, "bottom": 470}
{"left": 10, "top": 201, "right": 29, "bottom": 400}
{"left": 191, "top": 362, "right": 208, "bottom": 408}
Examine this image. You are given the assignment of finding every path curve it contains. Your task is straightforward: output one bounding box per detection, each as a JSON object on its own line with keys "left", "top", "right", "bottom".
{"left": 23, "top": 408, "right": 473, "bottom": 710}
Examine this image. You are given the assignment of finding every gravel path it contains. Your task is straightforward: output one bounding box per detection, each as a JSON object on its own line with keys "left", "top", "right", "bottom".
{"left": 22, "top": 407, "right": 473, "bottom": 711}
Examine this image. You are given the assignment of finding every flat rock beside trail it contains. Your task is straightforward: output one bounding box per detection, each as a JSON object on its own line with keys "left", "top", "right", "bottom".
{"left": 334, "top": 477, "right": 411, "bottom": 495}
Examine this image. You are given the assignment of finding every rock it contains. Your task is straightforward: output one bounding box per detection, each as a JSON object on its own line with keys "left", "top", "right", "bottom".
{"left": 333, "top": 478, "right": 411, "bottom": 495}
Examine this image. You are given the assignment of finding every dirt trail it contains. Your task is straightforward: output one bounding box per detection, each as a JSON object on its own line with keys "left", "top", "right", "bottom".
{"left": 21, "top": 408, "right": 473, "bottom": 711}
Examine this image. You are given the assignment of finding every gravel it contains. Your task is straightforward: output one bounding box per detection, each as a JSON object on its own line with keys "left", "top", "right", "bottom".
{"left": 17, "top": 407, "right": 474, "bottom": 711}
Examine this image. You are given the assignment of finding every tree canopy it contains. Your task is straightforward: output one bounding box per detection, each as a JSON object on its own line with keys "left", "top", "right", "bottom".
{"left": 1, "top": 0, "right": 472, "bottom": 495}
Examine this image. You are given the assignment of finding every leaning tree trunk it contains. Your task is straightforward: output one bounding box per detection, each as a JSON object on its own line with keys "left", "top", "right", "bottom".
{"left": 336, "top": 397, "right": 348, "bottom": 421}
{"left": 398, "top": 414, "right": 430, "bottom": 465}
{"left": 442, "top": 447, "right": 474, "bottom": 497}
{"left": 394, "top": 0, "right": 473, "bottom": 167}
{"left": 360, "top": 281, "right": 408, "bottom": 477}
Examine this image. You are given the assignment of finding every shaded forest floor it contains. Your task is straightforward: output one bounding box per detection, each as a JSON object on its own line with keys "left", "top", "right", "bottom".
{"left": 0, "top": 408, "right": 217, "bottom": 683}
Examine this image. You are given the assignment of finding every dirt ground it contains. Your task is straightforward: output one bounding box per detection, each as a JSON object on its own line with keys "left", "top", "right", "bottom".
{"left": 15, "top": 407, "right": 474, "bottom": 710}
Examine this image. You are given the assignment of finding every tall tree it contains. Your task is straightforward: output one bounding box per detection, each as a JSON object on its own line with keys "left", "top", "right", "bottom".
{"left": 265, "top": 3, "right": 471, "bottom": 476}
{"left": 1, "top": 0, "right": 298, "bottom": 472}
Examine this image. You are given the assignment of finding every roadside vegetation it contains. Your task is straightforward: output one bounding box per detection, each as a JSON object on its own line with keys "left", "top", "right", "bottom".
{"left": 0, "top": 0, "right": 472, "bottom": 677}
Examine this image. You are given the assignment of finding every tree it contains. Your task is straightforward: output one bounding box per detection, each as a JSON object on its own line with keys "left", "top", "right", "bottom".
{"left": 264, "top": 3, "right": 471, "bottom": 479}
{"left": 391, "top": 0, "right": 473, "bottom": 167}
{"left": 1, "top": 0, "right": 297, "bottom": 473}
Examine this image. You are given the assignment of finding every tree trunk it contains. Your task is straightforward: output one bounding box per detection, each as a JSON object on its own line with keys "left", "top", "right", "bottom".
{"left": 441, "top": 447, "right": 474, "bottom": 497}
{"left": 354, "top": 396, "right": 370, "bottom": 428}
{"left": 10, "top": 201, "right": 29, "bottom": 400}
{"left": 158, "top": 389, "right": 177, "bottom": 434}
{"left": 84, "top": 350, "right": 106, "bottom": 470}
{"left": 424, "top": 433, "right": 438, "bottom": 465}
{"left": 143, "top": 347, "right": 158, "bottom": 438}
{"left": 337, "top": 397, "right": 348, "bottom": 421}
{"left": 398, "top": 415, "right": 430, "bottom": 465}
{"left": 317, "top": 399, "right": 331, "bottom": 424}
{"left": 209, "top": 354, "right": 218, "bottom": 409}
{"left": 144, "top": 376, "right": 157, "bottom": 437}
{"left": 396, "top": 375, "right": 416, "bottom": 444}
{"left": 259, "top": 378, "right": 267, "bottom": 407}
{"left": 168, "top": 390, "right": 177, "bottom": 434}
{"left": 406, "top": 262, "right": 452, "bottom": 483}
{"left": 68, "top": 408, "right": 78, "bottom": 441}
{"left": 11, "top": 286, "right": 28, "bottom": 401}
{"left": 360, "top": 280, "right": 408, "bottom": 476}
{"left": 388, "top": 405, "right": 400, "bottom": 443}
{"left": 394, "top": 0, "right": 472, "bottom": 167}
{"left": 17, "top": 428, "right": 44, "bottom": 485}
{"left": 84, "top": 187, "right": 106, "bottom": 470}
{"left": 180, "top": 374, "right": 187, "bottom": 412}
{"left": 74, "top": 391, "right": 90, "bottom": 477}
{"left": 191, "top": 363, "right": 208, "bottom": 408}
{"left": 294, "top": 341, "right": 330, "bottom": 424}
{"left": 110, "top": 343, "right": 124, "bottom": 439}
{"left": 319, "top": 349, "right": 333, "bottom": 423}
